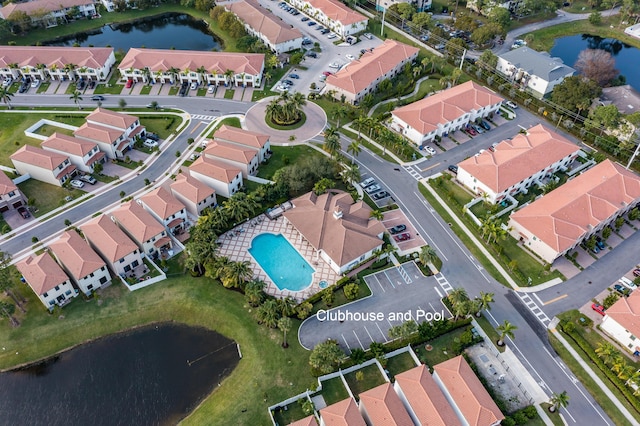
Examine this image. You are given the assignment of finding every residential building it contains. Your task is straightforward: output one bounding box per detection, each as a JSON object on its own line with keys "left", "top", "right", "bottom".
{"left": 16, "top": 253, "right": 76, "bottom": 310}
{"left": 601, "top": 290, "right": 640, "bottom": 355}
{"left": 81, "top": 215, "right": 144, "bottom": 278}
{"left": 0, "top": 171, "right": 26, "bottom": 212}
{"left": 118, "top": 48, "right": 265, "bottom": 87}
{"left": 227, "top": 0, "right": 304, "bottom": 54}
{"left": 509, "top": 160, "right": 640, "bottom": 264}
{"left": 433, "top": 356, "right": 504, "bottom": 426}
{"left": 139, "top": 187, "right": 188, "bottom": 235}
{"left": 170, "top": 172, "right": 217, "bottom": 217}
{"left": 289, "top": 416, "right": 319, "bottom": 426}
{"left": 0, "top": 46, "right": 115, "bottom": 81}
{"left": 457, "top": 124, "right": 580, "bottom": 204}
{"left": 289, "top": 0, "right": 368, "bottom": 37}
{"left": 213, "top": 125, "right": 271, "bottom": 162}
{"left": 497, "top": 47, "right": 575, "bottom": 98}
{"left": 391, "top": 80, "right": 503, "bottom": 146}
{"left": 325, "top": 39, "right": 419, "bottom": 105}
{"left": 111, "top": 201, "right": 172, "bottom": 259}
{"left": 377, "top": 0, "right": 431, "bottom": 12}
{"left": 189, "top": 155, "right": 243, "bottom": 198}
{"left": 0, "top": 0, "right": 96, "bottom": 28}
{"left": 283, "top": 190, "right": 385, "bottom": 274}
{"left": 358, "top": 382, "right": 413, "bottom": 425}
{"left": 319, "top": 398, "right": 366, "bottom": 426}
{"left": 10, "top": 145, "right": 75, "bottom": 187}
{"left": 49, "top": 231, "right": 111, "bottom": 296}
{"left": 203, "top": 140, "right": 259, "bottom": 178}
{"left": 74, "top": 108, "right": 144, "bottom": 159}
{"left": 41, "top": 132, "right": 106, "bottom": 174}
{"left": 394, "top": 365, "right": 462, "bottom": 426}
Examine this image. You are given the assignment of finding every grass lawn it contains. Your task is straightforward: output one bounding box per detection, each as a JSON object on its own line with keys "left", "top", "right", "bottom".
{"left": 266, "top": 112, "right": 306, "bottom": 131}
{"left": 272, "top": 400, "right": 310, "bottom": 425}
{"left": 310, "top": 280, "right": 371, "bottom": 315}
{"left": 17, "top": 179, "right": 84, "bottom": 217}
{"left": 93, "top": 83, "right": 125, "bottom": 95}
{"left": 243, "top": 179, "right": 264, "bottom": 194}
{"left": 64, "top": 84, "right": 77, "bottom": 95}
{"left": 253, "top": 66, "right": 290, "bottom": 101}
{"left": 139, "top": 85, "right": 152, "bottom": 95}
{"left": 412, "top": 326, "right": 472, "bottom": 367}
{"left": 344, "top": 363, "right": 386, "bottom": 400}
{"left": 385, "top": 351, "right": 418, "bottom": 379}
{"left": 138, "top": 114, "right": 183, "bottom": 140}
{"left": 168, "top": 86, "right": 179, "bottom": 96}
{"left": 36, "top": 82, "right": 50, "bottom": 94}
{"left": 320, "top": 376, "right": 349, "bottom": 406}
{"left": 224, "top": 89, "right": 235, "bottom": 99}
{"left": 540, "top": 403, "right": 566, "bottom": 426}
{"left": 311, "top": 98, "right": 357, "bottom": 128}
{"left": 474, "top": 314, "right": 505, "bottom": 353}
{"left": 257, "top": 145, "right": 322, "bottom": 180}
{"left": 218, "top": 116, "right": 241, "bottom": 129}
{"left": 196, "top": 88, "right": 207, "bottom": 97}
{"left": 32, "top": 123, "right": 76, "bottom": 138}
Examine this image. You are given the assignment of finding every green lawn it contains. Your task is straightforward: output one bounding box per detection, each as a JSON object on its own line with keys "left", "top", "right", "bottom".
{"left": 474, "top": 314, "right": 504, "bottom": 353}
{"left": 311, "top": 98, "right": 357, "bottom": 128}
{"left": 257, "top": 145, "right": 323, "bottom": 180}
{"left": 266, "top": 112, "right": 307, "bottom": 131}
{"left": 272, "top": 400, "right": 309, "bottom": 425}
{"left": 224, "top": 89, "right": 235, "bottom": 99}
{"left": 138, "top": 114, "right": 183, "bottom": 140}
{"left": 320, "top": 376, "right": 349, "bottom": 406}
{"left": 413, "top": 325, "right": 472, "bottom": 367}
{"left": 32, "top": 123, "right": 76, "bottom": 138}
{"left": 253, "top": 66, "right": 291, "bottom": 101}
{"left": 344, "top": 363, "right": 387, "bottom": 400}
{"left": 218, "top": 116, "right": 241, "bottom": 129}
{"left": 168, "top": 86, "right": 179, "bottom": 96}
{"left": 36, "top": 82, "right": 50, "bottom": 94}
{"left": 17, "top": 179, "right": 84, "bottom": 217}
{"left": 139, "top": 85, "right": 152, "bottom": 95}
{"left": 540, "top": 403, "right": 566, "bottom": 426}
{"left": 93, "top": 83, "right": 125, "bottom": 95}
{"left": 385, "top": 351, "right": 418, "bottom": 379}
{"left": 243, "top": 179, "right": 264, "bottom": 194}
{"left": 196, "top": 88, "right": 207, "bottom": 97}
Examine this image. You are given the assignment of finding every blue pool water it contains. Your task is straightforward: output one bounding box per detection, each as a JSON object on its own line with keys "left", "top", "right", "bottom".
{"left": 249, "top": 233, "right": 315, "bottom": 291}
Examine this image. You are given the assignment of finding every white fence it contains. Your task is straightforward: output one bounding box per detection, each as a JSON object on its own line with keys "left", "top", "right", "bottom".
{"left": 23, "top": 119, "right": 79, "bottom": 140}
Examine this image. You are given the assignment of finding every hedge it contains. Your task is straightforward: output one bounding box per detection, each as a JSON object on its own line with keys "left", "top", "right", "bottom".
{"left": 303, "top": 276, "right": 353, "bottom": 306}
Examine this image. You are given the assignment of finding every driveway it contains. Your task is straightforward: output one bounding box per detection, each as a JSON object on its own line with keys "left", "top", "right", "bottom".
{"left": 298, "top": 262, "right": 451, "bottom": 351}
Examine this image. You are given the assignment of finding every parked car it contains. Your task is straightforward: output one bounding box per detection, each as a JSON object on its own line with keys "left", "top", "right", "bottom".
{"left": 316, "top": 26, "right": 325, "bottom": 31}
{"left": 394, "top": 232, "right": 411, "bottom": 242}
{"left": 144, "top": 139, "right": 159, "bottom": 148}
{"left": 327, "top": 33, "right": 337, "bottom": 39}
{"left": 360, "top": 177, "right": 375, "bottom": 188}
{"left": 321, "top": 29, "right": 330, "bottom": 34}
{"left": 633, "top": 269, "right": 640, "bottom": 277}
{"left": 301, "top": 16, "right": 309, "bottom": 21}
{"left": 448, "top": 165, "right": 458, "bottom": 173}
{"left": 80, "top": 175, "right": 97, "bottom": 185}
{"left": 619, "top": 277, "right": 638, "bottom": 291}
{"left": 425, "top": 146, "right": 436, "bottom": 155}
{"left": 329, "top": 62, "right": 341, "bottom": 69}
{"left": 70, "top": 179, "right": 85, "bottom": 189}
{"left": 365, "top": 184, "right": 381, "bottom": 194}
{"left": 389, "top": 224, "right": 407, "bottom": 234}
{"left": 207, "top": 85, "right": 215, "bottom": 93}
{"left": 322, "top": 71, "right": 333, "bottom": 76}
{"left": 125, "top": 79, "right": 133, "bottom": 89}
{"left": 591, "top": 303, "right": 605, "bottom": 316}
{"left": 591, "top": 246, "right": 600, "bottom": 254}
{"left": 76, "top": 79, "right": 86, "bottom": 90}
{"left": 614, "top": 284, "right": 630, "bottom": 296}
{"left": 306, "top": 51, "right": 318, "bottom": 58}
{"left": 190, "top": 82, "right": 198, "bottom": 90}
{"left": 480, "top": 120, "right": 491, "bottom": 130}
{"left": 91, "top": 95, "right": 105, "bottom": 101}
{"left": 466, "top": 126, "right": 478, "bottom": 136}
{"left": 179, "top": 82, "right": 188, "bottom": 96}
{"left": 363, "top": 33, "right": 373, "bottom": 40}
{"left": 505, "top": 100, "right": 518, "bottom": 109}
{"left": 373, "top": 191, "right": 389, "bottom": 200}
{"left": 146, "top": 132, "right": 160, "bottom": 141}
{"left": 289, "top": 74, "right": 300, "bottom": 79}
{"left": 88, "top": 80, "right": 96, "bottom": 89}
{"left": 282, "top": 79, "right": 293, "bottom": 86}
{"left": 472, "top": 124, "right": 484, "bottom": 134}
{"left": 18, "top": 83, "right": 28, "bottom": 93}
{"left": 2, "top": 78, "right": 12, "bottom": 87}
{"left": 30, "top": 79, "right": 40, "bottom": 88}
{"left": 17, "top": 206, "right": 30, "bottom": 219}
{"left": 596, "top": 239, "right": 605, "bottom": 250}
{"left": 307, "top": 21, "right": 316, "bottom": 26}
{"left": 345, "top": 54, "right": 355, "bottom": 61}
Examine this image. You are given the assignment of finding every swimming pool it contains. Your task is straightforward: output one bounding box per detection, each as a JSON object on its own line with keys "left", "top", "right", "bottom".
{"left": 248, "top": 233, "right": 315, "bottom": 291}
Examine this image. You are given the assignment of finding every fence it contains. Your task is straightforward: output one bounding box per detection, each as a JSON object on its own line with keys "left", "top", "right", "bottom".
{"left": 24, "top": 119, "right": 79, "bottom": 140}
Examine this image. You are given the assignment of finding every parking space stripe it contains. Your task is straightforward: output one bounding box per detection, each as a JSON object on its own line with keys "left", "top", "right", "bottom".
{"left": 374, "top": 275, "right": 386, "bottom": 293}
{"left": 363, "top": 326, "right": 374, "bottom": 344}
{"left": 434, "top": 287, "right": 443, "bottom": 298}
{"left": 383, "top": 270, "right": 395, "bottom": 288}
{"left": 375, "top": 323, "right": 389, "bottom": 342}
{"left": 353, "top": 330, "right": 365, "bottom": 350}
{"left": 341, "top": 334, "right": 351, "bottom": 352}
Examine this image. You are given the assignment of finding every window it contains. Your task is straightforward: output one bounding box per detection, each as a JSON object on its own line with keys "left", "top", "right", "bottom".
{"left": 43, "top": 292, "right": 48, "bottom": 298}
{"left": 99, "top": 276, "right": 107, "bottom": 284}
{"left": 90, "top": 272, "right": 94, "bottom": 278}
{"left": 65, "top": 290, "right": 71, "bottom": 296}
{"left": 632, "top": 335, "right": 637, "bottom": 341}
{"left": 132, "top": 260, "right": 139, "bottom": 268}
{"left": 55, "top": 285, "right": 60, "bottom": 291}
{"left": 119, "top": 258, "right": 125, "bottom": 263}
{"left": 124, "top": 265, "right": 131, "bottom": 272}
{"left": 101, "top": 266, "right": 105, "bottom": 271}
{"left": 88, "top": 284, "right": 94, "bottom": 290}
{"left": 8, "top": 191, "right": 14, "bottom": 197}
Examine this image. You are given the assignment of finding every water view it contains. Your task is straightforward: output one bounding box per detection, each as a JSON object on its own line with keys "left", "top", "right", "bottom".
{"left": 550, "top": 34, "right": 640, "bottom": 92}
{"left": 0, "top": 323, "right": 239, "bottom": 426}
{"left": 45, "top": 13, "right": 221, "bottom": 52}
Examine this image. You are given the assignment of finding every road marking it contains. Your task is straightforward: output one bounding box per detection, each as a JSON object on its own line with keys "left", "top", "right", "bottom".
{"left": 434, "top": 286, "right": 443, "bottom": 298}
{"left": 341, "top": 334, "right": 350, "bottom": 351}
{"left": 421, "top": 162, "right": 440, "bottom": 172}
{"left": 363, "top": 326, "right": 374, "bottom": 344}
{"left": 375, "top": 323, "right": 389, "bottom": 342}
{"left": 543, "top": 294, "right": 567, "bottom": 305}
{"left": 353, "top": 330, "right": 365, "bottom": 350}
{"left": 374, "top": 275, "right": 386, "bottom": 293}
{"left": 383, "top": 270, "right": 395, "bottom": 288}
{"left": 517, "top": 293, "right": 551, "bottom": 324}
{"left": 189, "top": 121, "right": 205, "bottom": 134}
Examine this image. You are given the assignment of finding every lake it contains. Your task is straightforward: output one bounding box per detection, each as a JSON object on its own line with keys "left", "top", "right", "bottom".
{"left": 0, "top": 323, "right": 239, "bottom": 426}
{"left": 45, "top": 13, "right": 221, "bottom": 51}
{"left": 550, "top": 34, "right": 640, "bottom": 92}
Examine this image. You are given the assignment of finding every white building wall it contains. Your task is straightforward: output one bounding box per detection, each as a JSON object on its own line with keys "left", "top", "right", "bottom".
{"left": 601, "top": 316, "right": 640, "bottom": 353}
{"left": 142, "top": 231, "right": 168, "bottom": 257}
{"left": 76, "top": 265, "right": 111, "bottom": 296}
{"left": 11, "top": 159, "right": 66, "bottom": 186}
{"left": 111, "top": 249, "right": 144, "bottom": 277}
{"left": 190, "top": 170, "right": 242, "bottom": 198}
{"left": 38, "top": 279, "right": 77, "bottom": 310}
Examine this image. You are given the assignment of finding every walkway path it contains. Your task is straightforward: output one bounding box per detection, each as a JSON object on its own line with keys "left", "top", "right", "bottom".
{"left": 367, "top": 75, "right": 432, "bottom": 117}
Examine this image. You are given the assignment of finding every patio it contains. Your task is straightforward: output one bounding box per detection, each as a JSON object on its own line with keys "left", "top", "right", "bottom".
{"left": 216, "top": 214, "right": 341, "bottom": 302}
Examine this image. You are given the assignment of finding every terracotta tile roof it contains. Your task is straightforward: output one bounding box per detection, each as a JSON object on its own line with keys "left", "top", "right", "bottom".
{"left": 283, "top": 190, "right": 384, "bottom": 267}
{"left": 139, "top": 187, "right": 186, "bottom": 221}
{"left": 394, "top": 365, "right": 462, "bottom": 426}
{"left": 74, "top": 122, "right": 122, "bottom": 144}
{"left": 49, "top": 231, "right": 107, "bottom": 281}
{"left": 11, "top": 144, "right": 68, "bottom": 171}
{"left": 0, "top": 46, "right": 112, "bottom": 69}
{"left": 119, "top": 48, "right": 264, "bottom": 76}
{"left": 434, "top": 356, "right": 504, "bottom": 426}
{"left": 80, "top": 215, "right": 139, "bottom": 263}
{"left": 305, "top": 0, "right": 367, "bottom": 25}
{"left": 359, "top": 382, "right": 413, "bottom": 425}
{"left": 86, "top": 107, "right": 138, "bottom": 130}
{"left": 319, "top": 398, "right": 366, "bottom": 426}
{"left": 153, "top": 236, "right": 172, "bottom": 248}
{"left": 189, "top": 155, "right": 242, "bottom": 184}
{"left": 87, "top": 151, "right": 106, "bottom": 166}
{"left": 510, "top": 160, "right": 640, "bottom": 254}
{"left": 604, "top": 290, "right": 640, "bottom": 344}
{"left": 16, "top": 253, "right": 69, "bottom": 296}
{"left": 111, "top": 201, "right": 165, "bottom": 245}
{"left": 170, "top": 172, "right": 215, "bottom": 205}
{"left": 204, "top": 139, "right": 258, "bottom": 165}
{"left": 0, "top": 0, "right": 93, "bottom": 18}
{"left": 228, "top": 0, "right": 303, "bottom": 44}
{"left": 458, "top": 124, "right": 580, "bottom": 193}
{"left": 41, "top": 132, "right": 98, "bottom": 157}
{"left": 288, "top": 415, "right": 318, "bottom": 426}
{"left": 0, "top": 171, "right": 17, "bottom": 196}
{"left": 392, "top": 81, "right": 504, "bottom": 134}
{"left": 55, "top": 163, "right": 77, "bottom": 180}
{"left": 214, "top": 124, "right": 269, "bottom": 149}
{"left": 326, "top": 39, "right": 418, "bottom": 95}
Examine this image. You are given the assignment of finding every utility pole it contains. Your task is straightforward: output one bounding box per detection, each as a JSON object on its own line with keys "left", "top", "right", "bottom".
{"left": 626, "top": 134, "right": 640, "bottom": 170}
{"left": 459, "top": 49, "right": 466, "bottom": 70}
{"left": 381, "top": 7, "right": 386, "bottom": 37}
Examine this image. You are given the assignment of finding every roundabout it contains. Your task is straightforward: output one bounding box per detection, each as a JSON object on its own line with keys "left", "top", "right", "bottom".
{"left": 244, "top": 96, "right": 326, "bottom": 144}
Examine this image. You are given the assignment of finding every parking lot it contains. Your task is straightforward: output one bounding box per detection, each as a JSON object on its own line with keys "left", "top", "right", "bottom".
{"left": 382, "top": 209, "right": 426, "bottom": 254}
{"left": 359, "top": 175, "right": 394, "bottom": 207}
{"left": 298, "top": 262, "right": 452, "bottom": 351}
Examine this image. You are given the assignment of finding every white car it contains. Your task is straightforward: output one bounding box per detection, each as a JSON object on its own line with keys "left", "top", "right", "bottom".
{"left": 505, "top": 100, "right": 518, "bottom": 109}
{"left": 363, "top": 33, "right": 373, "bottom": 40}
{"left": 345, "top": 54, "right": 355, "bottom": 61}
{"left": 70, "top": 179, "right": 84, "bottom": 189}
{"left": 190, "top": 82, "right": 198, "bottom": 90}
{"left": 620, "top": 277, "right": 638, "bottom": 291}
{"left": 144, "top": 139, "right": 159, "bottom": 148}
{"left": 329, "top": 62, "right": 340, "bottom": 69}
{"left": 2, "top": 78, "right": 12, "bottom": 87}
{"left": 30, "top": 79, "right": 40, "bottom": 88}
{"left": 207, "top": 85, "right": 215, "bottom": 93}
{"left": 365, "top": 184, "right": 382, "bottom": 194}
{"left": 327, "top": 33, "right": 337, "bottom": 39}
{"left": 360, "top": 177, "right": 375, "bottom": 188}
{"left": 425, "top": 146, "right": 436, "bottom": 155}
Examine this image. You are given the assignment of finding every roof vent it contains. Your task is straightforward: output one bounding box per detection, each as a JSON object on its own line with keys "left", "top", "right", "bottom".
{"left": 333, "top": 206, "right": 343, "bottom": 220}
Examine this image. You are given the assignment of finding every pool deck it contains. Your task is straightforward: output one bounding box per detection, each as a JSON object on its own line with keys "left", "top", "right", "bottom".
{"left": 216, "top": 214, "right": 341, "bottom": 302}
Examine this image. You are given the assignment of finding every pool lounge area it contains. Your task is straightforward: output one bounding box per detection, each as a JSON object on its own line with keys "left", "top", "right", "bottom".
{"left": 216, "top": 215, "right": 340, "bottom": 301}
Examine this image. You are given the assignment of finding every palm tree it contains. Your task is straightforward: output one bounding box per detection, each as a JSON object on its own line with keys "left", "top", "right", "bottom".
{"left": 595, "top": 342, "right": 617, "bottom": 365}
{"left": 264, "top": 72, "right": 272, "bottom": 86}
{"left": 224, "top": 69, "right": 235, "bottom": 86}
{"left": 548, "top": 391, "right": 570, "bottom": 413}
{"left": 69, "top": 90, "right": 83, "bottom": 109}
{"left": 342, "top": 164, "right": 361, "bottom": 187}
{"left": 224, "top": 192, "right": 258, "bottom": 224}
{"left": 256, "top": 299, "right": 280, "bottom": 328}
{"left": 64, "top": 63, "right": 78, "bottom": 80}
{"left": 220, "top": 260, "right": 252, "bottom": 288}
{"left": 354, "top": 114, "right": 367, "bottom": 139}
{"left": 278, "top": 296, "right": 297, "bottom": 317}
{"left": 370, "top": 209, "right": 384, "bottom": 220}
{"left": 278, "top": 316, "right": 292, "bottom": 348}
{"left": 347, "top": 140, "right": 361, "bottom": 163}
{"left": 323, "top": 127, "right": 341, "bottom": 157}
{"left": 474, "top": 291, "right": 494, "bottom": 316}
{"left": 496, "top": 320, "right": 517, "bottom": 346}
{"left": 196, "top": 65, "right": 207, "bottom": 83}
{"left": 244, "top": 280, "right": 265, "bottom": 307}
{"left": 148, "top": 100, "right": 159, "bottom": 110}
{"left": 168, "top": 67, "right": 180, "bottom": 84}
{"left": 333, "top": 105, "right": 348, "bottom": 127}
{"left": 418, "top": 246, "right": 438, "bottom": 268}
{"left": 0, "top": 87, "right": 14, "bottom": 109}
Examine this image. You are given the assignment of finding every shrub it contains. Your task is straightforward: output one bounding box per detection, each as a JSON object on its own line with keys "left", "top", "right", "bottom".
{"left": 522, "top": 405, "right": 537, "bottom": 419}
{"left": 350, "top": 348, "right": 366, "bottom": 364}
{"left": 343, "top": 283, "right": 359, "bottom": 301}
{"left": 501, "top": 417, "right": 516, "bottom": 426}
{"left": 512, "top": 412, "right": 528, "bottom": 425}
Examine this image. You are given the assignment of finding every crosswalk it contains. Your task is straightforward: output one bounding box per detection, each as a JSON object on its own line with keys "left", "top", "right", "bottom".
{"left": 434, "top": 273, "right": 453, "bottom": 294}
{"left": 191, "top": 114, "right": 218, "bottom": 121}
{"left": 403, "top": 164, "right": 422, "bottom": 181}
{"left": 517, "top": 293, "right": 551, "bottom": 325}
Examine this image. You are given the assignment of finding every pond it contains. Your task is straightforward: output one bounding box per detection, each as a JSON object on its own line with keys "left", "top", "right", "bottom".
{"left": 0, "top": 323, "right": 239, "bottom": 426}
{"left": 45, "top": 13, "right": 221, "bottom": 51}
{"left": 550, "top": 34, "right": 640, "bottom": 92}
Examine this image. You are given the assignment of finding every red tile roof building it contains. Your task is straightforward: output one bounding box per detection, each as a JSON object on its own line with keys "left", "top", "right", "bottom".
{"left": 0, "top": 171, "right": 26, "bottom": 212}
{"left": 111, "top": 201, "right": 171, "bottom": 258}
{"left": 213, "top": 125, "right": 271, "bottom": 162}
{"left": 319, "top": 398, "right": 366, "bottom": 426}
{"left": 289, "top": 0, "right": 368, "bottom": 37}
{"left": 188, "top": 155, "right": 243, "bottom": 198}
{"left": 41, "top": 132, "right": 106, "bottom": 174}
{"left": 601, "top": 290, "right": 640, "bottom": 354}
{"left": 170, "top": 172, "right": 217, "bottom": 217}
{"left": 10, "top": 145, "right": 76, "bottom": 187}
{"left": 139, "top": 187, "right": 188, "bottom": 234}
{"left": 16, "top": 253, "right": 76, "bottom": 310}
{"left": 0, "top": 0, "right": 96, "bottom": 27}
{"left": 358, "top": 382, "right": 413, "bottom": 426}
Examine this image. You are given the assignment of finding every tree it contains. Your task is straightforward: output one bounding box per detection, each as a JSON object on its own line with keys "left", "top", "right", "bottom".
{"left": 497, "top": 320, "right": 517, "bottom": 346}
{"left": 418, "top": 246, "right": 438, "bottom": 268}
{"left": 475, "top": 291, "right": 494, "bottom": 315}
{"left": 589, "top": 11, "right": 602, "bottom": 25}
{"left": 332, "top": 106, "right": 349, "bottom": 127}
{"left": 347, "top": 140, "right": 361, "bottom": 163}
{"left": 445, "top": 38, "right": 467, "bottom": 58}
{"left": 296, "top": 301, "right": 313, "bottom": 319}
{"left": 370, "top": 209, "right": 384, "bottom": 220}
{"left": 69, "top": 90, "right": 83, "bottom": 109}
{"left": 278, "top": 316, "right": 292, "bottom": 348}
{"left": 256, "top": 299, "right": 280, "bottom": 328}
{"left": 489, "top": 7, "right": 510, "bottom": 28}
{"left": 549, "top": 391, "right": 570, "bottom": 412}
{"left": 342, "top": 164, "right": 361, "bottom": 187}
{"left": 309, "top": 340, "right": 345, "bottom": 374}
{"left": 0, "top": 86, "right": 14, "bottom": 109}
{"left": 278, "top": 296, "right": 298, "bottom": 317}
{"left": 0, "top": 252, "right": 25, "bottom": 313}
{"left": 478, "top": 50, "right": 498, "bottom": 70}
{"left": 471, "top": 22, "right": 505, "bottom": 46}
{"left": 184, "top": 218, "right": 218, "bottom": 275}
{"left": 313, "top": 177, "right": 333, "bottom": 195}
{"left": 550, "top": 76, "right": 602, "bottom": 113}
{"left": 323, "top": 127, "right": 341, "bottom": 158}
{"left": 224, "top": 191, "right": 259, "bottom": 224}
{"left": 244, "top": 280, "right": 265, "bottom": 307}
{"left": 148, "top": 100, "right": 159, "bottom": 110}
{"left": 220, "top": 260, "right": 252, "bottom": 288}
{"left": 589, "top": 104, "right": 621, "bottom": 129}
{"left": 343, "top": 282, "right": 359, "bottom": 301}
{"left": 118, "top": 98, "right": 127, "bottom": 108}
{"left": 574, "top": 49, "right": 619, "bottom": 87}
{"left": 0, "top": 300, "right": 18, "bottom": 327}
